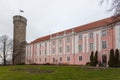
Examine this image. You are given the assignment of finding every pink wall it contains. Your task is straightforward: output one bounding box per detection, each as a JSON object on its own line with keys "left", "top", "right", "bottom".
{"left": 25, "top": 25, "right": 118, "bottom": 65}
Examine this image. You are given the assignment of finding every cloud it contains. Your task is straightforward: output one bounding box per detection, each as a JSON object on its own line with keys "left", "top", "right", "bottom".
{"left": 0, "top": 0, "right": 113, "bottom": 42}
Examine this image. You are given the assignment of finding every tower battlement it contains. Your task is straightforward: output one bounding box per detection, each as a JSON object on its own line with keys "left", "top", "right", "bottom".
{"left": 13, "top": 15, "right": 27, "bottom": 25}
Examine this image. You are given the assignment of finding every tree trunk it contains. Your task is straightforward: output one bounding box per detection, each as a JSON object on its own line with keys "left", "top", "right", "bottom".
{"left": 3, "top": 42, "right": 6, "bottom": 65}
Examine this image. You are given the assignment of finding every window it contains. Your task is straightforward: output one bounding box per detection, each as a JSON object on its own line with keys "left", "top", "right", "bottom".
{"left": 35, "top": 44, "right": 37, "bottom": 55}
{"left": 89, "top": 33, "right": 93, "bottom": 38}
{"left": 39, "top": 50, "right": 41, "bottom": 55}
{"left": 45, "top": 58, "right": 47, "bottom": 62}
{"left": 39, "top": 44, "right": 41, "bottom": 55}
{"left": 67, "top": 38, "right": 70, "bottom": 43}
{"left": 67, "top": 57, "right": 70, "bottom": 61}
{"left": 53, "top": 58, "right": 55, "bottom": 62}
{"left": 59, "top": 39, "right": 62, "bottom": 44}
{"left": 67, "top": 46, "right": 70, "bottom": 52}
{"left": 102, "top": 41, "right": 107, "bottom": 49}
{"left": 52, "top": 48, "right": 55, "bottom": 53}
{"left": 60, "top": 57, "right": 62, "bottom": 62}
{"left": 39, "top": 58, "right": 41, "bottom": 62}
{"left": 89, "top": 43, "right": 94, "bottom": 50}
{"left": 102, "top": 30, "right": 107, "bottom": 36}
{"left": 35, "top": 59, "right": 37, "bottom": 62}
{"left": 79, "top": 35, "right": 82, "bottom": 40}
{"left": 45, "top": 43, "right": 47, "bottom": 47}
{"left": 59, "top": 47, "right": 62, "bottom": 53}
{"left": 79, "top": 56, "right": 82, "bottom": 61}
{"left": 45, "top": 50, "right": 47, "bottom": 55}
{"left": 79, "top": 45, "right": 82, "bottom": 51}
{"left": 52, "top": 41, "right": 55, "bottom": 45}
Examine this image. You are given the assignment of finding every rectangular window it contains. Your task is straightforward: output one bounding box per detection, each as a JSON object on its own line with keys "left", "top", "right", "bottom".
{"left": 60, "top": 57, "right": 62, "bottom": 62}
{"left": 59, "top": 39, "right": 62, "bottom": 44}
{"left": 67, "top": 38, "right": 70, "bottom": 43}
{"left": 52, "top": 48, "right": 55, "bottom": 53}
{"left": 59, "top": 47, "right": 62, "bottom": 53}
{"left": 39, "top": 44, "right": 41, "bottom": 55}
{"left": 45, "top": 43, "right": 47, "bottom": 47}
{"left": 39, "top": 58, "right": 41, "bottom": 62}
{"left": 39, "top": 50, "right": 41, "bottom": 55}
{"left": 67, "top": 57, "right": 70, "bottom": 61}
{"left": 67, "top": 46, "right": 70, "bottom": 52}
{"left": 89, "top": 33, "right": 93, "bottom": 38}
{"left": 102, "top": 30, "right": 107, "bottom": 36}
{"left": 79, "top": 35, "right": 82, "bottom": 40}
{"left": 52, "top": 41, "right": 55, "bottom": 45}
{"left": 53, "top": 58, "right": 55, "bottom": 62}
{"left": 79, "top": 45, "right": 82, "bottom": 51}
{"left": 79, "top": 56, "right": 82, "bottom": 61}
{"left": 89, "top": 43, "right": 94, "bottom": 50}
{"left": 35, "top": 44, "right": 37, "bottom": 55}
{"left": 45, "top": 50, "right": 47, "bottom": 55}
{"left": 102, "top": 41, "right": 107, "bottom": 49}
{"left": 45, "top": 58, "right": 47, "bottom": 62}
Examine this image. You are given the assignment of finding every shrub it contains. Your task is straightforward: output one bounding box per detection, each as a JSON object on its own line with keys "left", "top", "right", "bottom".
{"left": 90, "top": 51, "right": 94, "bottom": 66}
{"left": 114, "top": 49, "right": 120, "bottom": 67}
{"left": 108, "top": 49, "right": 115, "bottom": 67}
{"left": 94, "top": 51, "right": 98, "bottom": 66}
{"left": 86, "top": 62, "right": 91, "bottom": 66}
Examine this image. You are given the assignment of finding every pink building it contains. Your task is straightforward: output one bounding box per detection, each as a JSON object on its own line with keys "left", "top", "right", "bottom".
{"left": 25, "top": 16, "right": 120, "bottom": 65}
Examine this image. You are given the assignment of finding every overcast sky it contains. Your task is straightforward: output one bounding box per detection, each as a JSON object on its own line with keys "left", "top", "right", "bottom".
{"left": 0, "top": 0, "right": 113, "bottom": 42}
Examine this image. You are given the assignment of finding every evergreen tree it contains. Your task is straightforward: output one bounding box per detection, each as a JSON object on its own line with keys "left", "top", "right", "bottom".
{"left": 94, "top": 51, "right": 98, "bottom": 66}
{"left": 108, "top": 49, "right": 115, "bottom": 67}
{"left": 90, "top": 51, "right": 94, "bottom": 66}
{"left": 114, "top": 49, "right": 120, "bottom": 66}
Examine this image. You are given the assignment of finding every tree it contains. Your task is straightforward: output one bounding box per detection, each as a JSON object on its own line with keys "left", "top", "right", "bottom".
{"left": 0, "top": 35, "right": 13, "bottom": 65}
{"left": 90, "top": 51, "right": 94, "bottom": 66}
{"left": 94, "top": 51, "right": 98, "bottom": 66}
{"left": 100, "top": 0, "right": 120, "bottom": 16}
{"left": 114, "top": 49, "right": 120, "bottom": 66}
{"left": 108, "top": 49, "right": 115, "bottom": 67}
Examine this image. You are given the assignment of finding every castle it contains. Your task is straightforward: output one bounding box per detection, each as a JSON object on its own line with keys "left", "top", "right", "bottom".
{"left": 25, "top": 16, "right": 120, "bottom": 65}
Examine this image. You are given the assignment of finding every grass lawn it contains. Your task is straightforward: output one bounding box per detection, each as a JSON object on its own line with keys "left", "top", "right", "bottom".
{"left": 0, "top": 65, "right": 120, "bottom": 80}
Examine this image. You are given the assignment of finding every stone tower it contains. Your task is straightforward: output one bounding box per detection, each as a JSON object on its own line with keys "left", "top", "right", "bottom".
{"left": 13, "top": 15, "right": 27, "bottom": 64}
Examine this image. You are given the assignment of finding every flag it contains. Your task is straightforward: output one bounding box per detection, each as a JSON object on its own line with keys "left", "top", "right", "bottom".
{"left": 20, "top": 10, "right": 24, "bottom": 13}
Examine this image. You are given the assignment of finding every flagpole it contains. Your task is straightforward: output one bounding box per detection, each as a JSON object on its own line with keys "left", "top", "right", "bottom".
{"left": 19, "top": 10, "right": 21, "bottom": 16}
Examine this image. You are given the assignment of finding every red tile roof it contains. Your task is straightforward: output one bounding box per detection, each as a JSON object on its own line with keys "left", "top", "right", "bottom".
{"left": 65, "top": 29, "right": 73, "bottom": 34}
{"left": 58, "top": 31, "right": 64, "bottom": 36}
{"left": 29, "top": 16, "right": 120, "bottom": 44}
{"left": 30, "top": 35, "right": 50, "bottom": 44}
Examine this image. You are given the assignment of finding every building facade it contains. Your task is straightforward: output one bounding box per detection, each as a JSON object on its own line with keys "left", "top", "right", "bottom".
{"left": 26, "top": 16, "right": 120, "bottom": 65}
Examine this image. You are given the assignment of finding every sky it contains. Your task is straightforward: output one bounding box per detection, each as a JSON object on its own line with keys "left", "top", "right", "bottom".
{"left": 0, "top": 0, "right": 113, "bottom": 43}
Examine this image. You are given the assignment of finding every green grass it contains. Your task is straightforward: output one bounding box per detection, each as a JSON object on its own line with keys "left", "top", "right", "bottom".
{"left": 0, "top": 65, "right": 120, "bottom": 80}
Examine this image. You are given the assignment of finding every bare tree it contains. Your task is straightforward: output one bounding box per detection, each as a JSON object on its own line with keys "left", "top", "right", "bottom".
{"left": 0, "top": 35, "right": 13, "bottom": 65}
{"left": 100, "top": 0, "right": 120, "bottom": 16}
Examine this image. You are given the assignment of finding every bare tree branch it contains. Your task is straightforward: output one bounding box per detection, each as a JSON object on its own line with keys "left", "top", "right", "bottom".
{"left": 0, "top": 35, "right": 13, "bottom": 65}
{"left": 100, "top": 0, "right": 120, "bottom": 16}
